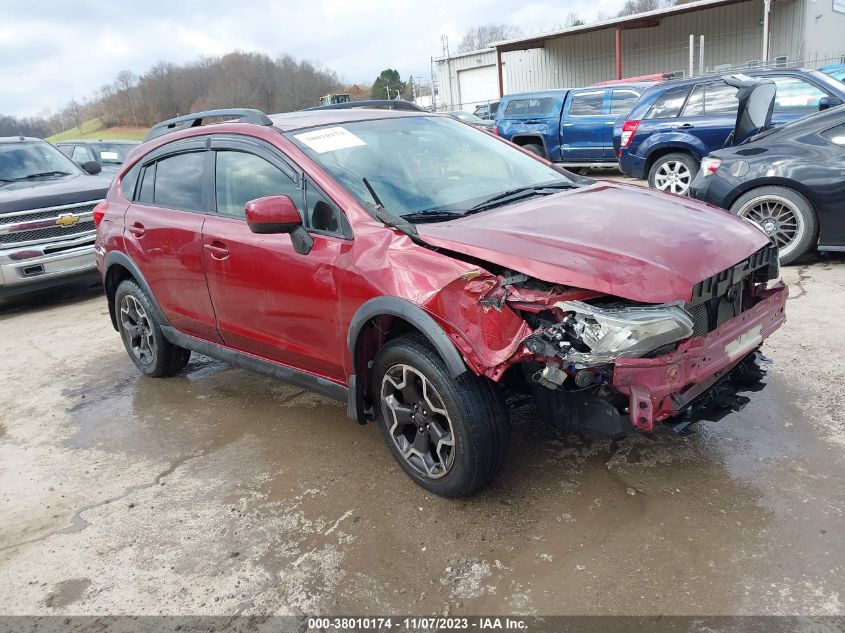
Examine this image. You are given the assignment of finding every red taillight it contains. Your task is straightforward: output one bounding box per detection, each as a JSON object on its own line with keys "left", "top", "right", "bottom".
{"left": 93, "top": 201, "right": 108, "bottom": 228}
{"left": 620, "top": 120, "right": 640, "bottom": 148}
{"left": 492, "top": 125, "right": 498, "bottom": 136}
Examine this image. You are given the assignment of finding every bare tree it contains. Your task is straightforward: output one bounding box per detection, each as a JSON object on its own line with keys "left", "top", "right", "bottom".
{"left": 617, "top": 0, "right": 671, "bottom": 16}
{"left": 116, "top": 70, "right": 138, "bottom": 126}
{"left": 457, "top": 24, "right": 522, "bottom": 52}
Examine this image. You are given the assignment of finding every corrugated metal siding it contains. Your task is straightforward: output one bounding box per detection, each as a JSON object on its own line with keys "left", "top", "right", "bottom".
{"left": 435, "top": 49, "right": 498, "bottom": 109}
{"left": 500, "top": 0, "right": 812, "bottom": 91}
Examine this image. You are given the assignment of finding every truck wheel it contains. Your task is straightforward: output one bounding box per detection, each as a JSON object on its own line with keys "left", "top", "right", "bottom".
{"left": 115, "top": 279, "right": 191, "bottom": 377}
{"left": 522, "top": 143, "right": 546, "bottom": 159}
{"left": 730, "top": 186, "right": 817, "bottom": 264}
{"left": 648, "top": 152, "right": 698, "bottom": 196}
{"left": 372, "top": 335, "right": 510, "bottom": 498}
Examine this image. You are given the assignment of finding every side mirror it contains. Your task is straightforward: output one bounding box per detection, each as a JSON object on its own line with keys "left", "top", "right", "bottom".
{"left": 818, "top": 96, "right": 843, "bottom": 111}
{"left": 81, "top": 161, "right": 102, "bottom": 175}
{"left": 245, "top": 195, "right": 301, "bottom": 234}
{"left": 245, "top": 195, "right": 313, "bottom": 255}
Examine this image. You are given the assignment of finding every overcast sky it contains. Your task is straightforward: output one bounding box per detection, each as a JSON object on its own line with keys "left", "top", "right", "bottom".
{"left": 1, "top": 0, "right": 628, "bottom": 117}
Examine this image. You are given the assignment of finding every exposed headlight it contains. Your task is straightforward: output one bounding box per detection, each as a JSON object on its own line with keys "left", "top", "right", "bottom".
{"left": 556, "top": 301, "right": 694, "bottom": 362}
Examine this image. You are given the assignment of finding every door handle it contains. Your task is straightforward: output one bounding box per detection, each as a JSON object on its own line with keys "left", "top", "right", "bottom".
{"left": 605, "top": 121, "right": 616, "bottom": 125}
{"left": 674, "top": 123, "right": 695, "bottom": 130}
{"left": 128, "top": 222, "right": 145, "bottom": 237}
{"left": 204, "top": 241, "right": 229, "bottom": 260}
{"left": 560, "top": 122, "right": 574, "bottom": 127}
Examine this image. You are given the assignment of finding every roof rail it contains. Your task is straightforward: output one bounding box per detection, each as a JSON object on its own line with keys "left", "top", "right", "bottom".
{"left": 143, "top": 108, "right": 273, "bottom": 142}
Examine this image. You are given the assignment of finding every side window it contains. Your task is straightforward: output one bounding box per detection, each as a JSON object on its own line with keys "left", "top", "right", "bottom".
{"left": 137, "top": 163, "right": 155, "bottom": 205}
{"left": 681, "top": 85, "right": 705, "bottom": 116}
{"left": 71, "top": 145, "right": 90, "bottom": 163}
{"left": 610, "top": 90, "right": 640, "bottom": 115}
{"left": 304, "top": 178, "right": 345, "bottom": 235}
{"left": 153, "top": 152, "right": 205, "bottom": 211}
{"left": 704, "top": 82, "right": 739, "bottom": 114}
{"left": 820, "top": 123, "right": 845, "bottom": 146}
{"left": 121, "top": 163, "right": 141, "bottom": 200}
{"left": 56, "top": 145, "right": 73, "bottom": 158}
{"left": 569, "top": 91, "right": 605, "bottom": 116}
{"left": 645, "top": 86, "right": 691, "bottom": 119}
{"left": 504, "top": 98, "right": 555, "bottom": 116}
{"left": 214, "top": 150, "right": 300, "bottom": 219}
{"left": 770, "top": 76, "right": 828, "bottom": 113}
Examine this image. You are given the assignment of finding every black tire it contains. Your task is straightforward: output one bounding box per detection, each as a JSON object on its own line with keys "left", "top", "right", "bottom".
{"left": 115, "top": 279, "right": 191, "bottom": 378}
{"left": 372, "top": 335, "right": 510, "bottom": 498}
{"left": 647, "top": 152, "right": 698, "bottom": 196}
{"left": 729, "top": 185, "right": 817, "bottom": 265}
{"left": 522, "top": 143, "right": 546, "bottom": 159}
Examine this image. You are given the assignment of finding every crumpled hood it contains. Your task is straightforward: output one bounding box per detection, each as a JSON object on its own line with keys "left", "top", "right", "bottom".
{"left": 0, "top": 174, "right": 111, "bottom": 214}
{"left": 416, "top": 182, "right": 770, "bottom": 304}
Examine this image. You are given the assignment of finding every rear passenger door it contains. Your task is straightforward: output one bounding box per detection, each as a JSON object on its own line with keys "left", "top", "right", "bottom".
{"left": 675, "top": 80, "right": 739, "bottom": 154}
{"left": 560, "top": 89, "right": 608, "bottom": 161}
{"left": 123, "top": 139, "right": 222, "bottom": 342}
{"left": 201, "top": 136, "right": 351, "bottom": 381}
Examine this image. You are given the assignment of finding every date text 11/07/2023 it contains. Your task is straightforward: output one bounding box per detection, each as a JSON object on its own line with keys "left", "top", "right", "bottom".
{"left": 306, "top": 616, "right": 529, "bottom": 630}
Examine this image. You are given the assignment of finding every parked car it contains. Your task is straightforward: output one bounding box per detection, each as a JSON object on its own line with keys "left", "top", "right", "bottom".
{"left": 97, "top": 107, "right": 786, "bottom": 497}
{"left": 691, "top": 105, "right": 845, "bottom": 264}
{"left": 55, "top": 140, "right": 140, "bottom": 176}
{"left": 447, "top": 110, "right": 494, "bottom": 131}
{"left": 820, "top": 63, "right": 845, "bottom": 83}
{"left": 304, "top": 99, "right": 426, "bottom": 112}
{"left": 0, "top": 136, "right": 110, "bottom": 298}
{"left": 615, "top": 68, "right": 845, "bottom": 195}
{"left": 473, "top": 101, "right": 500, "bottom": 121}
{"left": 494, "top": 83, "right": 653, "bottom": 167}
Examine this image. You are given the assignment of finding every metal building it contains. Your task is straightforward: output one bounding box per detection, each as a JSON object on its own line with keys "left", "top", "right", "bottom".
{"left": 435, "top": 0, "right": 845, "bottom": 111}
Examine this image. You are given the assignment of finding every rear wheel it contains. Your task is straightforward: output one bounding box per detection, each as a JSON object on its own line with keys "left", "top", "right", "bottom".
{"left": 648, "top": 152, "right": 698, "bottom": 195}
{"left": 115, "top": 280, "right": 191, "bottom": 377}
{"left": 522, "top": 143, "right": 546, "bottom": 159}
{"left": 373, "top": 336, "right": 509, "bottom": 498}
{"left": 730, "top": 186, "right": 817, "bottom": 264}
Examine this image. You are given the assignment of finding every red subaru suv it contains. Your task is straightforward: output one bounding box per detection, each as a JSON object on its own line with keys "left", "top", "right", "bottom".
{"left": 95, "top": 107, "right": 787, "bottom": 497}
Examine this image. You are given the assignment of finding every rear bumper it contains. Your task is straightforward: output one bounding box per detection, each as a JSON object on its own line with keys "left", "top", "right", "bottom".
{"left": 618, "top": 149, "right": 647, "bottom": 180}
{"left": 612, "top": 282, "right": 788, "bottom": 431}
{"left": 0, "top": 233, "right": 97, "bottom": 298}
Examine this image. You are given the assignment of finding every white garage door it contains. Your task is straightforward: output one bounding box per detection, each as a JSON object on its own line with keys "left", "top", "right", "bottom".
{"left": 457, "top": 65, "right": 499, "bottom": 110}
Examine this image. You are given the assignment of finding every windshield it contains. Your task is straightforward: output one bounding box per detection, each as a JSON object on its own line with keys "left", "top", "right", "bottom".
{"left": 90, "top": 142, "right": 134, "bottom": 164}
{"left": 288, "top": 116, "right": 576, "bottom": 220}
{"left": 0, "top": 141, "right": 81, "bottom": 182}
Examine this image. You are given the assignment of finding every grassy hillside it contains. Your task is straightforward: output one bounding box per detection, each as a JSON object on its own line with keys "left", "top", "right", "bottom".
{"left": 47, "top": 117, "right": 147, "bottom": 142}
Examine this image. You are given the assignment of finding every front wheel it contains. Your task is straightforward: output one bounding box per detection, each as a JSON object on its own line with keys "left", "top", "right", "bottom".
{"left": 522, "top": 143, "right": 546, "bottom": 159}
{"left": 730, "top": 186, "right": 817, "bottom": 264}
{"left": 648, "top": 152, "right": 698, "bottom": 196}
{"left": 372, "top": 336, "right": 510, "bottom": 498}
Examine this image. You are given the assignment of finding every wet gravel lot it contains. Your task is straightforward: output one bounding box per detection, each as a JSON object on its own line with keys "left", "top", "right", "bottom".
{"left": 1, "top": 237, "right": 843, "bottom": 618}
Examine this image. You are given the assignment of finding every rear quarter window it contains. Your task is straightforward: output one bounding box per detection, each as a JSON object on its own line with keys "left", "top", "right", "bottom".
{"left": 820, "top": 123, "right": 845, "bottom": 146}
{"left": 504, "top": 97, "right": 557, "bottom": 116}
{"left": 645, "top": 85, "right": 691, "bottom": 119}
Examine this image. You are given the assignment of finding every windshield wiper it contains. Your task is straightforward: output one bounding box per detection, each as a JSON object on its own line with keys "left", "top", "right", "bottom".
{"left": 362, "top": 177, "right": 419, "bottom": 240}
{"left": 10, "top": 171, "right": 72, "bottom": 181}
{"left": 401, "top": 209, "right": 464, "bottom": 223}
{"left": 465, "top": 182, "right": 576, "bottom": 215}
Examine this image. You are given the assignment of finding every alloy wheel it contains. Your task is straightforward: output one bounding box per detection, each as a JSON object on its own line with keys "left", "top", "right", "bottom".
{"left": 653, "top": 160, "right": 692, "bottom": 195}
{"left": 120, "top": 295, "right": 156, "bottom": 365}
{"left": 736, "top": 194, "right": 805, "bottom": 259}
{"left": 380, "top": 364, "right": 455, "bottom": 479}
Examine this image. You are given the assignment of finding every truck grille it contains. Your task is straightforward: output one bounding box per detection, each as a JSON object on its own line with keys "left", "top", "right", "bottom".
{"left": 687, "top": 244, "right": 777, "bottom": 336}
{"left": 0, "top": 201, "right": 100, "bottom": 247}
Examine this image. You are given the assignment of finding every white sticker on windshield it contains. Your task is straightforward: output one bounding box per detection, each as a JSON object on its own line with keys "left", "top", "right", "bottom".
{"left": 100, "top": 151, "right": 119, "bottom": 160}
{"left": 294, "top": 127, "right": 366, "bottom": 153}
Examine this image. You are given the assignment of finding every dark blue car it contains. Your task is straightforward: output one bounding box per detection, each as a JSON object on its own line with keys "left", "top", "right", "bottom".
{"left": 615, "top": 69, "right": 845, "bottom": 195}
{"left": 494, "top": 84, "right": 652, "bottom": 167}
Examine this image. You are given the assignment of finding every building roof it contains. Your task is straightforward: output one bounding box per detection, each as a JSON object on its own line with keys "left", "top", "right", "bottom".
{"left": 493, "top": 0, "right": 751, "bottom": 52}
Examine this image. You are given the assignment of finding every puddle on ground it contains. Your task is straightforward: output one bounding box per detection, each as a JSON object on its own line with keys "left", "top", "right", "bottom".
{"left": 58, "top": 352, "right": 844, "bottom": 615}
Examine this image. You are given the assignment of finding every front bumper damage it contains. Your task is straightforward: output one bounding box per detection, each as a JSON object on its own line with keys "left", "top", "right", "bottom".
{"left": 612, "top": 282, "right": 787, "bottom": 433}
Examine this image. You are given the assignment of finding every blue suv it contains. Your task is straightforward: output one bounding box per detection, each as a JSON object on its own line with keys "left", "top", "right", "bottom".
{"left": 615, "top": 69, "right": 845, "bottom": 195}
{"left": 494, "top": 84, "right": 652, "bottom": 167}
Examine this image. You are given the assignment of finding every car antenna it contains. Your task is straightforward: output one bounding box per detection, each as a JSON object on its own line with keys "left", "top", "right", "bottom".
{"left": 362, "top": 177, "right": 419, "bottom": 240}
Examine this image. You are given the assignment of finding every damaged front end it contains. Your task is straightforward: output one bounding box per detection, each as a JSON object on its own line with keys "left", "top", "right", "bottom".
{"left": 444, "top": 244, "right": 786, "bottom": 438}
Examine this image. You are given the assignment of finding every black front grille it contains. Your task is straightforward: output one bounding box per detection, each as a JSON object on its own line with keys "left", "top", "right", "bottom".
{"left": 0, "top": 221, "right": 95, "bottom": 245}
{"left": 687, "top": 244, "right": 775, "bottom": 336}
{"left": 0, "top": 203, "right": 97, "bottom": 226}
